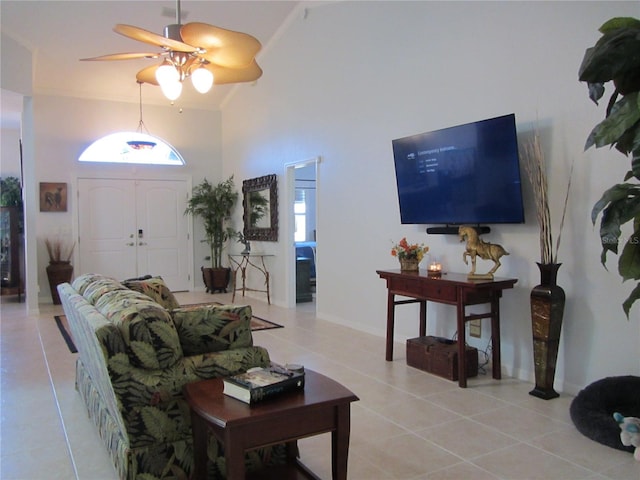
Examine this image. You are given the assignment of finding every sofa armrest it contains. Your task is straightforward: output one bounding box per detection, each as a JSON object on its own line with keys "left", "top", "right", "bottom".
{"left": 58, "top": 283, "right": 129, "bottom": 438}
{"left": 110, "top": 346, "right": 270, "bottom": 448}
{"left": 110, "top": 346, "right": 271, "bottom": 408}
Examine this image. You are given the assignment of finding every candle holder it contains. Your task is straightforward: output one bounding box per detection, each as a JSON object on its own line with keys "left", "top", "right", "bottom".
{"left": 427, "top": 262, "right": 442, "bottom": 277}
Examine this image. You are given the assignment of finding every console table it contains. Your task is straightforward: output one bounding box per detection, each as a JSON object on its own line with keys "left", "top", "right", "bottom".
{"left": 184, "top": 370, "right": 359, "bottom": 479}
{"left": 376, "top": 269, "right": 517, "bottom": 387}
{"left": 229, "top": 254, "right": 273, "bottom": 305}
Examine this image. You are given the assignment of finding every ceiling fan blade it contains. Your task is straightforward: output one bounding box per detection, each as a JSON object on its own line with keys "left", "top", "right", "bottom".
{"left": 204, "top": 60, "right": 263, "bottom": 85}
{"left": 136, "top": 65, "right": 160, "bottom": 86}
{"left": 181, "top": 22, "right": 261, "bottom": 68}
{"left": 115, "top": 24, "right": 198, "bottom": 53}
{"left": 80, "top": 52, "right": 161, "bottom": 61}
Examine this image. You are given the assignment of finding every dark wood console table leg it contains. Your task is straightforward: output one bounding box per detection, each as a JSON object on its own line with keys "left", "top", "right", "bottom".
{"left": 456, "top": 299, "right": 467, "bottom": 388}
{"left": 385, "top": 292, "right": 395, "bottom": 361}
{"left": 386, "top": 294, "right": 427, "bottom": 361}
{"left": 419, "top": 300, "right": 427, "bottom": 337}
{"left": 491, "top": 294, "right": 502, "bottom": 380}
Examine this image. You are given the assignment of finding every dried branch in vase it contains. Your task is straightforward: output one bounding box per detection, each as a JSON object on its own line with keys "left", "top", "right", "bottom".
{"left": 520, "top": 131, "right": 573, "bottom": 265}
{"left": 45, "top": 236, "right": 75, "bottom": 263}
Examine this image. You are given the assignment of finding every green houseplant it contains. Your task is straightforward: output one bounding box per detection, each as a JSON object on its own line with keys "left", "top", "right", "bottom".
{"left": 185, "top": 176, "right": 239, "bottom": 292}
{"left": 0, "top": 176, "right": 23, "bottom": 208}
{"left": 579, "top": 16, "right": 640, "bottom": 317}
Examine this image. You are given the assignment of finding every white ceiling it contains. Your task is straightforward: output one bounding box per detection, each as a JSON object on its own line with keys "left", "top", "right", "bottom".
{"left": 1, "top": 0, "right": 301, "bottom": 127}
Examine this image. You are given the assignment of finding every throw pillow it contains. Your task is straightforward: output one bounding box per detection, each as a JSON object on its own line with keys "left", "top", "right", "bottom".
{"left": 171, "top": 304, "right": 253, "bottom": 356}
{"left": 96, "top": 289, "right": 183, "bottom": 369}
{"left": 123, "top": 276, "right": 180, "bottom": 310}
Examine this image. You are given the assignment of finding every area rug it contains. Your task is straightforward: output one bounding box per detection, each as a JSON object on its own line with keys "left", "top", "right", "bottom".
{"left": 55, "top": 303, "right": 283, "bottom": 354}
{"left": 570, "top": 375, "right": 640, "bottom": 453}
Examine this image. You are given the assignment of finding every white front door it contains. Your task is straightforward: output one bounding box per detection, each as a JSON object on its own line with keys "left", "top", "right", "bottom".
{"left": 78, "top": 178, "right": 190, "bottom": 291}
{"left": 135, "top": 180, "right": 190, "bottom": 290}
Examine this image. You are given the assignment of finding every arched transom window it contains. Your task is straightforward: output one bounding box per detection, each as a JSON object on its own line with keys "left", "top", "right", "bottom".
{"left": 78, "top": 132, "right": 185, "bottom": 166}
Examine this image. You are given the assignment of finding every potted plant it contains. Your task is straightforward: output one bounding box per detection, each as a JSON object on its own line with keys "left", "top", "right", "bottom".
{"left": 579, "top": 16, "right": 640, "bottom": 317}
{"left": 570, "top": 18, "right": 640, "bottom": 451}
{"left": 44, "top": 236, "right": 75, "bottom": 304}
{"left": 0, "top": 175, "right": 24, "bottom": 233}
{"left": 1, "top": 176, "right": 24, "bottom": 294}
{"left": 0, "top": 176, "right": 23, "bottom": 208}
{"left": 185, "top": 176, "right": 239, "bottom": 293}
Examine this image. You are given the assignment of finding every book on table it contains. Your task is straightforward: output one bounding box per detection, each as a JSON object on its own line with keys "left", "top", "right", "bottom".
{"left": 223, "top": 363, "right": 305, "bottom": 404}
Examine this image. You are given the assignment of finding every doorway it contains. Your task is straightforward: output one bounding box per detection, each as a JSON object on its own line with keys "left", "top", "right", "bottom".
{"left": 285, "top": 157, "right": 319, "bottom": 310}
{"left": 77, "top": 178, "right": 191, "bottom": 291}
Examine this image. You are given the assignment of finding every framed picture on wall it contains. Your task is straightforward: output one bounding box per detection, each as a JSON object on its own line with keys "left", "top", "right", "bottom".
{"left": 39, "top": 182, "right": 68, "bottom": 212}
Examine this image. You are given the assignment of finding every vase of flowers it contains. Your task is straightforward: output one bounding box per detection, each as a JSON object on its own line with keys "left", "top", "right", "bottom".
{"left": 391, "top": 237, "right": 429, "bottom": 271}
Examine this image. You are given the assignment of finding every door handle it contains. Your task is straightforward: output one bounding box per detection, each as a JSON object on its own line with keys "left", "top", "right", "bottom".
{"left": 139, "top": 242, "right": 147, "bottom": 246}
{"left": 126, "top": 242, "right": 135, "bottom": 246}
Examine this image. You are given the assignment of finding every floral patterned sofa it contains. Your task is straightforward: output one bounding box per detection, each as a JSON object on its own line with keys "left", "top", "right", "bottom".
{"left": 58, "top": 273, "right": 287, "bottom": 480}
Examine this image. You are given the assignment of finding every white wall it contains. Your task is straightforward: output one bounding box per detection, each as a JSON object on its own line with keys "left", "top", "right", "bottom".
{"left": 1, "top": 33, "right": 32, "bottom": 97}
{"left": 1, "top": 31, "right": 37, "bottom": 311}
{"left": 222, "top": 1, "right": 640, "bottom": 393}
{"left": 1, "top": 128, "right": 21, "bottom": 175}
{"left": 32, "top": 95, "right": 223, "bottom": 301}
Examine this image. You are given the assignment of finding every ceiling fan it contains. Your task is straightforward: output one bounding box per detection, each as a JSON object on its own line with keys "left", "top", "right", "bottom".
{"left": 80, "top": 0, "right": 262, "bottom": 101}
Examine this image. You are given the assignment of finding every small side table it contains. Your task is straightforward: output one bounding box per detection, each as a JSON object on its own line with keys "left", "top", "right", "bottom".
{"left": 183, "top": 370, "right": 359, "bottom": 480}
{"left": 229, "top": 254, "right": 273, "bottom": 304}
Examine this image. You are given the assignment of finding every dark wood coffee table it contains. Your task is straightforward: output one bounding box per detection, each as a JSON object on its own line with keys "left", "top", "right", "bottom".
{"left": 183, "top": 369, "right": 359, "bottom": 480}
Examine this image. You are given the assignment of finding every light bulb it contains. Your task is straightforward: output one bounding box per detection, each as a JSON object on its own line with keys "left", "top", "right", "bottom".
{"left": 160, "top": 80, "right": 182, "bottom": 101}
{"left": 155, "top": 61, "right": 179, "bottom": 87}
{"left": 191, "top": 66, "right": 214, "bottom": 94}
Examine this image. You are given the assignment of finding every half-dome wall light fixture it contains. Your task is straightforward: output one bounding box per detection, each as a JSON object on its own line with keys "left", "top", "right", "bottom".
{"left": 78, "top": 83, "right": 185, "bottom": 165}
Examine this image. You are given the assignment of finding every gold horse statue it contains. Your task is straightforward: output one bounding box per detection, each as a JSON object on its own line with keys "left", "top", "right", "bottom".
{"left": 458, "top": 226, "right": 509, "bottom": 279}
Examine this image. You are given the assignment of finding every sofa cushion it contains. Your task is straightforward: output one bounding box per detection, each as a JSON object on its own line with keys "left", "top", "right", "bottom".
{"left": 96, "top": 289, "right": 183, "bottom": 370}
{"left": 83, "top": 278, "right": 129, "bottom": 305}
{"left": 171, "top": 304, "right": 253, "bottom": 356}
{"left": 72, "top": 273, "right": 114, "bottom": 296}
{"left": 122, "top": 276, "right": 180, "bottom": 310}
{"left": 94, "top": 289, "right": 155, "bottom": 312}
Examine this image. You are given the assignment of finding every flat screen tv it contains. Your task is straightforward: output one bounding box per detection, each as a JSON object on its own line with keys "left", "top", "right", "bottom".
{"left": 392, "top": 113, "right": 525, "bottom": 229}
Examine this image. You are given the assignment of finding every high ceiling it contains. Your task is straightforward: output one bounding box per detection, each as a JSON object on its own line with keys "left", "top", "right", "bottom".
{"left": 1, "top": 1, "right": 300, "bottom": 127}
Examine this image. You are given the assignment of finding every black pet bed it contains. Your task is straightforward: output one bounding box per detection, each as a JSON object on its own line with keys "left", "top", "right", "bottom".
{"left": 570, "top": 375, "right": 640, "bottom": 453}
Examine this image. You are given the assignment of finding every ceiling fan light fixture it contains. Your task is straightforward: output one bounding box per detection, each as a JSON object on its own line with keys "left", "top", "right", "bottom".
{"left": 160, "top": 80, "right": 183, "bottom": 101}
{"left": 82, "top": 0, "right": 263, "bottom": 101}
{"left": 191, "top": 66, "right": 214, "bottom": 94}
{"left": 156, "top": 60, "right": 180, "bottom": 86}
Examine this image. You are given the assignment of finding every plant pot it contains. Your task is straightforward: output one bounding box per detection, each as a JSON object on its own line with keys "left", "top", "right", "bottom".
{"left": 46, "top": 261, "right": 73, "bottom": 304}
{"left": 530, "top": 263, "right": 565, "bottom": 400}
{"left": 400, "top": 258, "right": 420, "bottom": 272}
{"left": 201, "top": 266, "right": 230, "bottom": 293}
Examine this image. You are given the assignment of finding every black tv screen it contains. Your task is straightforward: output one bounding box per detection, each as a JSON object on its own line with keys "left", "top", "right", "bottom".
{"left": 392, "top": 113, "right": 525, "bottom": 225}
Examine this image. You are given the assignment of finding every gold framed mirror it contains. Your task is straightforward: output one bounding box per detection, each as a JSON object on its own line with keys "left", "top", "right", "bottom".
{"left": 242, "top": 174, "right": 278, "bottom": 241}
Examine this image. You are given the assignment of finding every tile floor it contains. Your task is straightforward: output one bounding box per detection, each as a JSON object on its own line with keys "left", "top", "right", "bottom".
{"left": 1, "top": 291, "right": 638, "bottom": 480}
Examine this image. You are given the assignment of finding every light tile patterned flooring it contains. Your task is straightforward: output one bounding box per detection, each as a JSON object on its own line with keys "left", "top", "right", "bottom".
{"left": 1, "top": 291, "right": 638, "bottom": 479}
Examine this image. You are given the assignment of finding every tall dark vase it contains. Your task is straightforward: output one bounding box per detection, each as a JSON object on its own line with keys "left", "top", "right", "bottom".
{"left": 46, "top": 261, "right": 73, "bottom": 305}
{"left": 530, "top": 263, "right": 565, "bottom": 400}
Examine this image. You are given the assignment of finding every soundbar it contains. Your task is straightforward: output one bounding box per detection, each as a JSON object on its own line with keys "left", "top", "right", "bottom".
{"left": 426, "top": 225, "right": 491, "bottom": 235}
